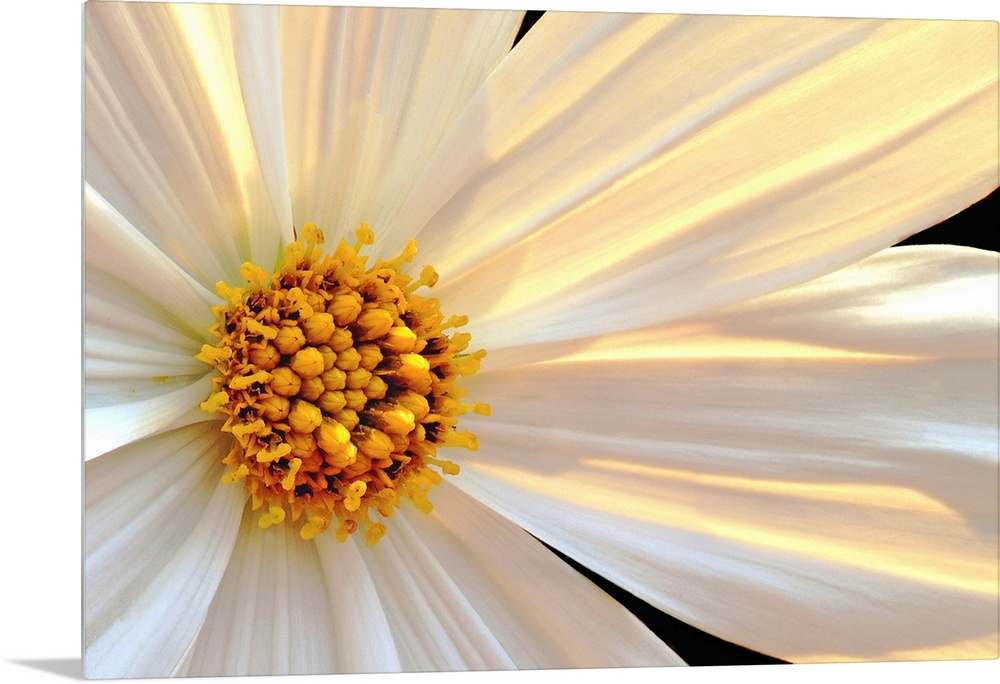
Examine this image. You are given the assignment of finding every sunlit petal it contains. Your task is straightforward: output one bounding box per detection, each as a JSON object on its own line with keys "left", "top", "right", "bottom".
{"left": 458, "top": 246, "right": 999, "bottom": 661}
{"left": 278, "top": 5, "right": 522, "bottom": 249}
{"left": 403, "top": 14, "right": 997, "bottom": 349}
{"left": 483, "top": 245, "right": 1000, "bottom": 368}
{"left": 85, "top": 1, "right": 289, "bottom": 288}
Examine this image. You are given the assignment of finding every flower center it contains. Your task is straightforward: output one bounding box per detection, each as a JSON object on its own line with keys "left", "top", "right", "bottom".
{"left": 196, "top": 224, "right": 488, "bottom": 543}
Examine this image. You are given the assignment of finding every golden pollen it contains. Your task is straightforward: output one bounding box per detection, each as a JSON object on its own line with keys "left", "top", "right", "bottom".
{"left": 196, "top": 223, "right": 487, "bottom": 542}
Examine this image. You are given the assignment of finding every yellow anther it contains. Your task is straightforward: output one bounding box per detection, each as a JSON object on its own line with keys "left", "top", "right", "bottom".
{"left": 286, "top": 287, "right": 315, "bottom": 319}
{"left": 258, "top": 505, "right": 286, "bottom": 529}
{"left": 442, "top": 430, "right": 479, "bottom": 451}
{"left": 274, "top": 325, "right": 306, "bottom": 355}
{"left": 386, "top": 240, "right": 418, "bottom": 267}
{"left": 231, "top": 420, "right": 266, "bottom": 439}
{"left": 299, "top": 515, "right": 328, "bottom": 540}
{"left": 301, "top": 223, "right": 325, "bottom": 245}
{"left": 438, "top": 397, "right": 467, "bottom": 416}
{"left": 399, "top": 353, "right": 429, "bottom": 372}
{"left": 354, "top": 223, "right": 375, "bottom": 250}
{"left": 448, "top": 332, "right": 472, "bottom": 353}
{"left": 215, "top": 280, "right": 245, "bottom": 305}
{"left": 342, "top": 480, "right": 368, "bottom": 512}
{"left": 419, "top": 265, "right": 439, "bottom": 289}
{"left": 280, "top": 458, "right": 302, "bottom": 491}
{"left": 284, "top": 239, "right": 305, "bottom": 264}
{"left": 425, "top": 455, "right": 461, "bottom": 476}
{"left": 245, "top": 318, "right": 278, "bottom": 340}
{"left": 365, "top": 523, "right": 387, "bottom": 545}
{"left": 444, "top": 314, "right": 468, "bottom": 330}
{"left": 472, "top": 403, "right": 492, "bottom": 416}
{"left": 290, "top": 347, "right": 325, "bottom": 379}
{"left": 195, "top": 344, "right": 232, "bottom": 366}
{"left": 288, "top": 400, "right": 322, "bottom": 433}
{"left": 255, "top": 442, "right": 292, "bottom": 463}
{"left": 228, "top": 369, "right": 271, "bottom": 390}
{"left": 199, "top": 391, "right": 229, "bottom": 413}
{"left": 407, "top": 489, "right": 433, "bottom": 514}
{"left": 451, "top": 350, "right": 485, "bottom": 376}
{"left": 222, "top": 463, "right": 249, "bottom": 484}
{"left": 240, "top": 262, "right": 269, "bottom": 289}
{"left": 356, "top": 308, "right": 394, "bottom": 341}
{"left": 269, "top": 366, "right": 302, "bottom": 397}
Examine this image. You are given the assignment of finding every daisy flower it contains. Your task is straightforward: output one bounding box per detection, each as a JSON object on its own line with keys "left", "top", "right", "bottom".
{"left": 84, "top": 1, "right": 999, "bottom": 678}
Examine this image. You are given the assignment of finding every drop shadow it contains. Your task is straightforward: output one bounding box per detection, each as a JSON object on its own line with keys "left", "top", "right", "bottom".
{"left": 8, "top": 658, "right": 85, "bottom": 680}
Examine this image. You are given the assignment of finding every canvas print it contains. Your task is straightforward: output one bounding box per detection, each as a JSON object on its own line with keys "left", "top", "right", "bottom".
{"left": 83, "top": 0, "right": 999, "bottom": 678}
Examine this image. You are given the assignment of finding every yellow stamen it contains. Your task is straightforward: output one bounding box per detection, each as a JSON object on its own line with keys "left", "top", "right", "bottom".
{"left": 228, "top": 370, "right": 272, "bottom": 390}
{"left": 258, "top": 505, "right": 286, "bottom": 529}
{"left": 245, "top": 318, "right": 278, "bottom": 340}
{"left": 199, "top": 391, "right": 229, "bottom": 413}
{"left": 196, "top": 224, "right": 486, "bottom": 542}
{"left": 255, "top": 442, "right": 292, "bottom": 464}
{"left": 240, "top": 262, "right": 269, "bottom": 290}
{"left": 280, "top": 458, "right": 302, "bottom": 491}
{"left": 222, "top": 463, "right": 249, "bottom": 484}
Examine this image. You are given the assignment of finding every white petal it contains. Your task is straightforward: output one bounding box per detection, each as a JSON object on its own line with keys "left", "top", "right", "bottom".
{"left": 698, "top": 245, "right": 1000, "bottom": 360}
{"left": 483, "top": 245, "right": 1000, "bottom": 370}
{"left": 85, "top": 1, "right": 288, "bottom": 288}
{"left": 314, "top": 534, "right": 402, "bottom": 673}
{"left": 228, "top": 4, "right": 295, "bottom": 265}
{"left": 185, "top": 517, "right": 338, "bottom": 676}
{"left": 359, "top": 483, "right": 683, "bottom": 670}
{"left": 85, "top": 372, "right": 218, "bottom": 461}
{"left": 85, "top": 186, "right": 214, "bottom": 406}
{"left": 454, "top": 247, "right": 999, "bottom": 661}
{"left": 84, "top": 423, "right": 245, "bottom": 679}
{"left": 277, "top": 6, "right": 522, "bottom": 248}
{"left": 400, "top": 14, "right": 997, "bottom": 348}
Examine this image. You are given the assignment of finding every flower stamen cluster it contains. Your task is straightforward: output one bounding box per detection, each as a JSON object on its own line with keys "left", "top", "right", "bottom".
{"left": 196, "top": 224, "right": 488, "bottom": 542}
